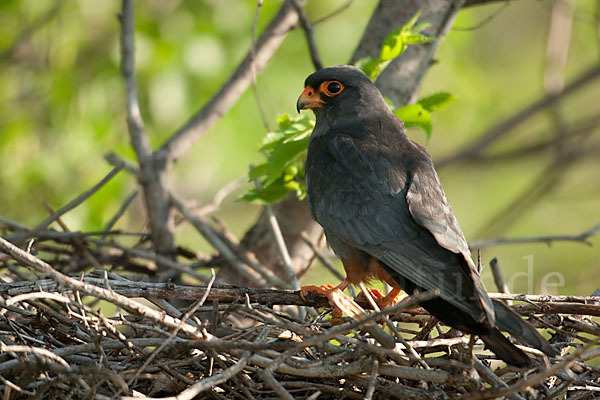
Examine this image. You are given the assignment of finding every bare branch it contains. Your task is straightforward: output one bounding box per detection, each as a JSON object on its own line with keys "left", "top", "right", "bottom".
{"left": 352, "top": 0, "right": 466, "bottom": 107}
{"left": 10, "top": 164, "right": 123, "bottom": 245}
{"left": 489, "top": 258, "right": 511, "bottom": 305}
{"left": 0, "top": 236, "right": 208, "bottom": 340}
{"left": 119, "top": 0, "right": 174, "bottom": 256}
{"left": 437, "top": 64, "right": 600, "bottom": 168}
{"left": 291, "top": 0, "right": 324, "bottom": 70}
{"left": 471, "top": 223, "right": 600, "bottom": 249}
{"left": 156, "top": 0, "right": 304, "bottom": 167}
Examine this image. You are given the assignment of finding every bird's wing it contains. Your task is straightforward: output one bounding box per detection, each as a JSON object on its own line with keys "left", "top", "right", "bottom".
{"left": 404, "top": 143, "right": 495, "bottom": 322}
{"left": 309, "top": 132, "right": 491, "bottom": 321}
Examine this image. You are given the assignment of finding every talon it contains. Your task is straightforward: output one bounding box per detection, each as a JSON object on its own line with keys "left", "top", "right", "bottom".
{"left": 300, "top": 284, "right": 335, "bottom": 300}
{"left": 300, "top": 281, "right": 353, "bottom": 320}
{"left": 356, "top": 287, "right": 386, "bottom": 301}
{"left": 357, "top": 287, "right": 406, "bottom": 309}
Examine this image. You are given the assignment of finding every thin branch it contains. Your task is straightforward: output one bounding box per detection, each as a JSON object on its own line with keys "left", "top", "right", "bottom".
{"left": 0, "top": 236, "right": 209, "bottom": 340}
{"left": 488, "top": 292, "right": 600, "bottom": 304}
{"left": 250, "top": 0, "right": 271, "bottom": 131}
{"left": 291, "top": 0, "right": 324, "bottom": 70}
{"left": 437, "top": 63, "right": 600, "bottom": 168}
{"left": 170, "top": 193, "right": 289, "bottom": 288}
{"left": 252, "top": 173, "right": 299, "bottom": 290}
{"left": 0, "top": 1, "right": 63, "bottom": 61}
{"left": 459, "top": 339, "right": 599, "bottom": 400}
{"left": 470, "top": 223, "right": 600, "bottom": 249}
{"left": 10, "top": 163, "right": 123, "bottom": 245}
{"left": 452, "top": 2, "right": 509, "bottom": 31}
{"left": 489, "top": 258, "right": 511, "bottom": 305}
{"left": 122, "top": 352, "right": 251, "bottom": 400}
{"left": 198, "top": 178, "right": 245, "bottom": 216}
{"left": 119, "top": 0, "right": 174, "bottom": 256}
{"left": 313, "top": 0, "right": 355, "bottom": 25}
{"left": 156, "top": 0, "right": 303, "bottom": 167}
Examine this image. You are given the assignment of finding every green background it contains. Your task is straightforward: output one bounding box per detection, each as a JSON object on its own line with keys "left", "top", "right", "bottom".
{"left": 1, "top": 0, "right": 599, "bottom": 295}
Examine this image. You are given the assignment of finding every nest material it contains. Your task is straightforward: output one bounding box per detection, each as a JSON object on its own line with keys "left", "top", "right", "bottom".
{"left": 1, "top": 225, "right": 600, "bottom": 400}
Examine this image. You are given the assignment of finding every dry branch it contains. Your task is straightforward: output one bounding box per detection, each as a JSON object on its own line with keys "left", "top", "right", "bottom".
{"left": 1, "top": 225, "right": 599, "bottom": 398}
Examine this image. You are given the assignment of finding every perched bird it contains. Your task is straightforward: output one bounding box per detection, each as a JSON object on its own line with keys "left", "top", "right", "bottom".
{"left": 297, "top": 65, "right": 555, "bottom": 366}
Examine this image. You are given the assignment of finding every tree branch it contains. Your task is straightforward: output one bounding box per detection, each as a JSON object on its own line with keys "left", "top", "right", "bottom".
{"left": 291, "top": 0, "right": 324, "bottom": 70}
{"left": 437, "top": 63, "right": 600, "bottom": 168}
{"left": 120, "top": 0, "right": 174, "bottom": 256}
{"left": 470, "top": 223, "right": 600, "bottom": 249}
{"left": 155, "top": 0, "right": 304, "bottom": 168}
{"left": 352, "top": 0, "right": 466, "bottom": 107}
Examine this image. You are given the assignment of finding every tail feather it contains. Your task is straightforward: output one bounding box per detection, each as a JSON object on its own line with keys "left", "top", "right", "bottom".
{"left": 492, "top": 300, "right": 556, "bottom": 357}
{"left": 480, "top": 328, "right": 531, "bottom": 367}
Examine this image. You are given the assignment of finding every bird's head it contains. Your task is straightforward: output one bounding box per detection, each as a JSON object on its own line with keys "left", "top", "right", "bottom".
{"left": 297, "top": 65, "right": 389, "bottom": 123}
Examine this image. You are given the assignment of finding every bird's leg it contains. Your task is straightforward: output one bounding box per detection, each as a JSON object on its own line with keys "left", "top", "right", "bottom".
{"left": 300, "top": 279, "right": 352, "bottom": 320}
{"left": 356, "top": 287, "right": 406, "bottom": 309}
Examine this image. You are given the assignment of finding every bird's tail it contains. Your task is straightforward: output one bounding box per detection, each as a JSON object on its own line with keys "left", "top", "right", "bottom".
{"left": 492, "top": 299, "right": 556, "bottom": 357}
{"left": 480, "top": 328, "right": 531, "bottom": 367}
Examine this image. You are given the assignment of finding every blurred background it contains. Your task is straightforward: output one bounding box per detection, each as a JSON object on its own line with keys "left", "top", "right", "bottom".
{"left": 1, "top": 0, "right": 599, "bottom": 295}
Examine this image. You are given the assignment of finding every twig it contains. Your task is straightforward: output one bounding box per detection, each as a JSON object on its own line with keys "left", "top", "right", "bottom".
{"left": 103, "top": 190, "right": 138, "bottom": 233}
{"left": 437, "top": 63, "right": 600, "bottom": 168}
{"left": 119, "top": 0, "right": 174, "bottom": 256}
{"left": 250, "top": 0, "right": 271, "bottom": 131}
{"left": 122, "top": 352, "right": 251, "bottom": 400}
{"left": 0, "top": 1, "right": 63, "bottom": 61}
{"left": 263, "top": 205, "right": 298, "bottom": 289}
{"left": 156, "top": 0, "right": 304, "bottom": 166}
{"left": 261, "top": 368, "right": 294, "bottom": 400}
{"left": 489, "top": 257, "right": 511, "bottom": 305}
{"left": 291, "top": 0, "right": 323, "bottom": 70}
{"left": 198, "top": 178, "right": 245, "bottom": 216}
{"left": 170, "top": 193, "right": 288, "bottom": 288}
{"left": 10, "top": 164, "right": 123, "bottom": 245}
{"left": 459, "top": 339, "right": 599, "bottom": 400}
{"left": 300, "top": 233, "right": 345, "bottom": 282}
{"left": 470, "top": 223, "right": 600, "bottom": 249}
{"left": 313, "top": 0, "right": 354, "bottom": 25}
{"left": 365, "top": 358, "right": 378, "bottom": 400}
{"left": 120, "top": 270, "right": 218, "bottom": 397}
{"left": 488, "top": 293, "right": 600, "bottom": 304}
{"left": 452, "top": 2, "right": 509, "bottom": 31}
{"left": 0, "top": 236, "right": 209, "bottom": 340}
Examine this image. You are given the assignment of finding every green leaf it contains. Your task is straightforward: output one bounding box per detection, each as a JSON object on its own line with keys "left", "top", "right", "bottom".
{"left": 276, "top": 113, "right": 292, "bottom": 129}
{"left": 238, "top": 183, "right": 290, "bottom": 205}
{"left": 404, "top": 33, "right": 436, "bottom": 45}
{"left": 395, "top": 103, "right": 433, "bottom": 140}
{"left": 380, "top": 28, "right": 407, "bottom": 61}
{"left": 264, "top": 136, "right": 310, "bottom": 186}
{"left": 418, "top": 92, "right": 457, "bottom": 112}
{"left": 261, "top": 114, "right": 313, "bottom": 151}
{"left": 404, "top": 8, "right": 424, "bottom": 30}
{"left": 248, "top": 163, "right": 268, "bottom": 181}
{"left": 356, "top": 56, "right": 391, "bottom": 81}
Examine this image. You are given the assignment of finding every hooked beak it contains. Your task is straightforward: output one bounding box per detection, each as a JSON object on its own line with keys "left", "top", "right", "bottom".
{"left": 296, "top": 86, "right": 324, "bottom": 113}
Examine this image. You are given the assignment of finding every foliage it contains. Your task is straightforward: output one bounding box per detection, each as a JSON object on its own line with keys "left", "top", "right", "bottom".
{"left": 239, "top": 114, "right": 313, "bottom": 204}
{"left": 355, "top": 9, "right": 435, "bottom": 81}
{"left": 242, "top": 10, "right": 454, "bottom": 204}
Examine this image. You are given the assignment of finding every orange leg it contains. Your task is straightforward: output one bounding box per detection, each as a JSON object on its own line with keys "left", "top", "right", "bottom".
{"left": 357, "top": 287, "right": 405, "bottom": 309}
{"left": 300, "top": 279, "right": 351, "bottom": 319}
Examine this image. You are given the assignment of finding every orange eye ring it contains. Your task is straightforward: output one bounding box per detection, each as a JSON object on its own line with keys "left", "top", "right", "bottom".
{"left": 320, "top": 80, "right": 344, "bottom": 97}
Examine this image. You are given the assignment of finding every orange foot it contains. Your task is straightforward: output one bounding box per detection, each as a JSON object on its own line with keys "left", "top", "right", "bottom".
{"left": 356, "top": 287, "right": 406, "bottom": 309}
{"left": 300, "top": 281, "right": 352, "bottom": 321}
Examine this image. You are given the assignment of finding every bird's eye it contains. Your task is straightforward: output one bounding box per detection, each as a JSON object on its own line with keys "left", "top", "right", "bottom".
{"left": 327, "top": 82, "right": 341, "bottom": 93}
{"left": 321, "top": 80, "right": 344, "bottom": 96}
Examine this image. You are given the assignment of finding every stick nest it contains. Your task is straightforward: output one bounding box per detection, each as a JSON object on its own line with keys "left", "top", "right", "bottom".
{"left": 1, "top": 223, "right": 599, "bottom": 400}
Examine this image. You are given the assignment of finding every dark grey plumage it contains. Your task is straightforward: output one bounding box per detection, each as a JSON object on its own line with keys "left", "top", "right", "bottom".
{"left": 301, "top": 65, "right": 555, "bottom": 366}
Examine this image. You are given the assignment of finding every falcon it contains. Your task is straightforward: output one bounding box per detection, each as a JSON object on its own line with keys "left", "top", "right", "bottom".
{"left": 297, "top": 65, "right": 555, "bottom": 366}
